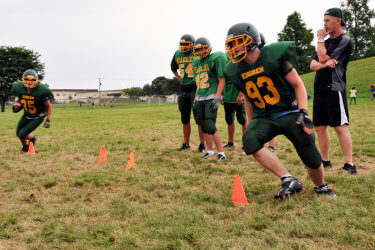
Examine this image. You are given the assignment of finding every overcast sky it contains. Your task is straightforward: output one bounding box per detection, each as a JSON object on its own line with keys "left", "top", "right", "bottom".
{"left": 1, "top": 0, "right": 364, "bottom": 90}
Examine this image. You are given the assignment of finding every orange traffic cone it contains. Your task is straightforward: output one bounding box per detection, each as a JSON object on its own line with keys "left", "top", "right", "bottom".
{"left": 231, "top": 175, "right": 248, "bottom": 204}
{"left": 28, "top": 142, "right": 35, "bottom": 155}
{"left": 98, "top": 145, "right": 107, "bottom": 163}
{"left": 126, "top": 151, "right": 136, "bottom": 171}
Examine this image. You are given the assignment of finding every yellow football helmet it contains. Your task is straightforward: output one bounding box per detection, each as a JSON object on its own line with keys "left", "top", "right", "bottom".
{"left": 225, "top": 23, "right": 260, "bottom": 63}
{"left": 22, "top": 69, "right": 39, "bottom": 88}
{"left": 179, "top": 34, "right": 195, "bottom": 53}
{"left": 193, "top": 37, "right": 212, "bottom": 59}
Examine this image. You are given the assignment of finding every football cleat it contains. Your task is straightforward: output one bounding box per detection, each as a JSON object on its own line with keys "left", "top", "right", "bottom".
{"left": 274, "top": 176, "right": 304, "bottom": 199}
{"left": 30, "top": 136, "right": 37, "bottom": 145}
{"left": 343, "top": 163, "right": 357, "bottom": 174}
{"left": 314, "top": 184, "right": 337, "bottom": 198}
{"left": 322, "top": 160, "right": 332, "bottom": 168}
{"left": 202, "top": 152, "right": 215, "bottom": 159}
{"left": 217, "top": 154, "right": 227, "bottom": 162}
{"left": 178, "top": 143, "right": 190, "bottom": 151}
{"left": 22, "top": 145, "right": 29, "bottom": 152}
{"left": 198, "top": 143, "right": 206, "bottom": 153}
{"left": 224, "top": 142, "right": 235, "bottom": 148}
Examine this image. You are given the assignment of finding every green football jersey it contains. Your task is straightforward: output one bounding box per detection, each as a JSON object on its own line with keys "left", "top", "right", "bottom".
{"left": 223, "top": 76, "right": 240, "bottom": 103}
{"left": 11, "top": 81, "right": 54, "bottom": 118}
{"left": 170, "top": 50, "right": 196, "bottom": 86}
{"left": 192, "top": 51, "right": 226, "bottom": 100}
{"left": 224, "top": 41, "right": 301, "bottom": 118}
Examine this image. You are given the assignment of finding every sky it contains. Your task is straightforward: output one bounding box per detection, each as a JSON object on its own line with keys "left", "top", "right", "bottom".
{"left": 1, "top": 0, "right": 369, "bottom": 90}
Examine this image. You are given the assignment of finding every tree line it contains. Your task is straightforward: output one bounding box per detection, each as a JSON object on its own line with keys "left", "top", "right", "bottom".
{"left": 1, "top": 0, "right": 374, "bottom": 111}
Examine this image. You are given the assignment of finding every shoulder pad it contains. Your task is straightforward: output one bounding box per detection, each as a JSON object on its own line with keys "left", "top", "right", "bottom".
{"left": 11, "top": 81, "right": 24, "bottom": 95}
{"left": 262, "top": 41, "right": 302, "bottom": 66}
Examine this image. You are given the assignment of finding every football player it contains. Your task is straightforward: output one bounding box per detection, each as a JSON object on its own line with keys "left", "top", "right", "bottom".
{"left": 193, "top": 37, "right": 226, "bottom": 161}
{"left": 224, "top": 23, "right": 336, "bottom": 198}
{"left": 222, "top": 32, "right": 276, "bottom": 153}
{"left": 171, "top": 34, "right": 205, "bottom": 152}
{"left": 11, "top": 69, "right": 54, "bottom": 152}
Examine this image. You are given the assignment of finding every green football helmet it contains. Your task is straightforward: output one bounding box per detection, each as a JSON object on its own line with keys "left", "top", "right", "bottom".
{"left": 225, "top": 22, "right": 261, "bottom": 63}
{"left": 179, "top": 34, "right": 195, "bottom": 53}
{"left": 193, "top": 37, "right": 212, "bottom": 59}
{"left": 22, "top": 69, "right": 39, "bottom": 88}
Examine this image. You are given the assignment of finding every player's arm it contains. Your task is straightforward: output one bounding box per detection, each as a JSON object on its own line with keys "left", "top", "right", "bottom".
{"left": 12, "top": 97, "right": 23, "bottom": 113}
{"left": 236, "top": 91, "right": 243, "bottom": 106}
{"left": 244, "top": 97, "right": 252, "bottom": 126}
{"left": 43, "top": 100, "right": 52, "bottom": 128}
{"left": 285, "top": 68, "right": 314, "bottom": 134}
{"left": 216, "top": 76, "right": 225, "bottom": 99}
{"left": 173, "top": 71, "right": 181, "bottom": 82}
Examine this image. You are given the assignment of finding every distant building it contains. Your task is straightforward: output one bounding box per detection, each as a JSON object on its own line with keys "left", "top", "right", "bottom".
{"left": 51, "top": 89, "right": 123, "bottom": 103}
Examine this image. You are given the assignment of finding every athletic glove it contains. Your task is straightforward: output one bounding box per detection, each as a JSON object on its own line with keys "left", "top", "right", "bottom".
{"left": 43, "top": 119, "right": 51, "bottom": 128}
{"left": 296, "top": 109, "right": 314, "bottom": 129}
{"left": 210, "top": 98, "right": 220, "bottom": 111}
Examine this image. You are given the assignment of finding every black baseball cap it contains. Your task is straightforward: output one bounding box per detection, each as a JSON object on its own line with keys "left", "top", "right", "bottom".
{"left": 324, "top": 8, "right": 346, "bottom": 26}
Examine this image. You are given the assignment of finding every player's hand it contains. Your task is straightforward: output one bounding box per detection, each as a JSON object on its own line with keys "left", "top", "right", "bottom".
{"left": 317, "top": 28, "right": 328, "bottom": 40}
{"left": 43, "top": 119, "right": 51, "bottom": 128}
{"left": 210, "top": 98, "right": 220, "bottom": 111}
{"left": 296, "top": 109, "right": 314, "bottom": 134}
{"left": 12, "top": 102, "right": 22, "bottom": 113}
{"left": 324, "top": 59, "right": 338, "bottom": 69}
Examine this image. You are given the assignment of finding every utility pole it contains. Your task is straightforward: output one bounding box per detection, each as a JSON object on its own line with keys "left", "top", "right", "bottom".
{"left": 98, "top": 78, "right": 102, "bottom": 103}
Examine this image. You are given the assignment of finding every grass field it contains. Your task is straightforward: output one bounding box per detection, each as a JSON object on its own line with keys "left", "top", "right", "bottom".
{"left": 1, "top": 100, "right": 375, "bottom": 249}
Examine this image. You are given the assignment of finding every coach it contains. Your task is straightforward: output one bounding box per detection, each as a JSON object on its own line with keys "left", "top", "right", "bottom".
{"left": 310, "top": 7, "right": 356, "bottom": 174}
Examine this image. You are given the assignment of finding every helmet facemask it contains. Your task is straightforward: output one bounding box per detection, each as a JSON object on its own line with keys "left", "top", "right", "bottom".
{"left": 179, "top": 40, "right": 194, "bottom": 53}
{"left": 225, "top": 34, "right": 255, "bottom": 63}
{"left": 22, "top": 74, "right": 38, "bottom": 88}
{"left": 193, "top": 44, "right": 212, "bottom": 59}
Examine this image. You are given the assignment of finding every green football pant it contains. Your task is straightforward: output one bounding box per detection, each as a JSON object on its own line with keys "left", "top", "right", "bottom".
{"left": 224, "top": 102, "right": 247, "bottom": 125}
{"left": 196, "top": 100, "right": 217, "bottom": 135}
{"left": 178, "top": 91, "right": 198, "bottom": 125}
{"left": 16, "top": 115, "right": 44, "bottom": 139}
{"left": 243, "top": 112, "right": 322, "bottom": 169}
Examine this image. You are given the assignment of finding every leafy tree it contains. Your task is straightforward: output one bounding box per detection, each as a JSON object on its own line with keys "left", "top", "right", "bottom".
{"left": 143, "top": 84, "right": 152, "bottom": 96}
{"left": 162, "top": 77, "right": 180, "bottom": 95}
{"left": 151, "top": 76, "right": 168, "bottom": 96}
{"left": 0, "top": 46, "right": 45, "bottom": 112}
{"left": 277, "top": 11, "right": 316, "bottom": 74}
{"left": 122, "top": 87, "right": 144, "bottom": 97}
{"left": 341, "top": 0, "right": 375, "bottom": 59}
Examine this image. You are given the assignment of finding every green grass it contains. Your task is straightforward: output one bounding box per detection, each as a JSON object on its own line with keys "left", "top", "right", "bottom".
{"left": 1, "top": 100, "right": 375, "bottom": 249}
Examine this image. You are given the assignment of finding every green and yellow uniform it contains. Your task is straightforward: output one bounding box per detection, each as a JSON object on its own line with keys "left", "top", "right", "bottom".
{"left": 11, "top": 81, "right": 54, "bottom": 139}
{"left": 171, "top": 50, "right": 198, "bottom": 124}
{"left": 225, "top": 42, "right": 321, "bottom": 168}
{"left": 193, "top": 51, "right": 226, "bottom": 134}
